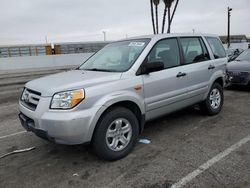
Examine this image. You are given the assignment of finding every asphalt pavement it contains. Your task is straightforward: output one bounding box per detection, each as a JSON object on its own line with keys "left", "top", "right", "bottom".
{"left": 0, "top": 71, "right": 249, "bottom": 188}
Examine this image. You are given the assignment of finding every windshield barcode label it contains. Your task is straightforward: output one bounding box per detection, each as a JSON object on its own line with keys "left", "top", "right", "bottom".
{"left": 128, "top": 42, "right": 145, "bottom": 47}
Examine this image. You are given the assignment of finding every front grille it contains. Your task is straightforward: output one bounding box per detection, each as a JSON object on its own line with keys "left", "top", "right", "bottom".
{"left": 228, "top": 71, "right": 249, "bottom": 76}
{"left": 21, "top": 88, "right": 41, "bottom": 111}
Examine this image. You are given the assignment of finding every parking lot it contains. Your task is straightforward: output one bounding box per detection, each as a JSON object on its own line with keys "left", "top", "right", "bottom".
{"left": 0, "top": 71, "right": 249, "bottom": 188}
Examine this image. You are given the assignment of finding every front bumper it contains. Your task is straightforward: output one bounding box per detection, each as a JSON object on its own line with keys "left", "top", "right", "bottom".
{"left": 19, "top": 113, "right": 54, "bottom": 141}
{"left": 227, "top": 71, "right": 250, "bottom": 86}
{"left": 18, "top": 98, "right": 102, "bottom": 145}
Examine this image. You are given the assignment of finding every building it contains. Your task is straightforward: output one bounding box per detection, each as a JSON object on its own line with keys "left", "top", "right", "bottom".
{"left": 219, "top": 35, "right": 248, "bottom": 44}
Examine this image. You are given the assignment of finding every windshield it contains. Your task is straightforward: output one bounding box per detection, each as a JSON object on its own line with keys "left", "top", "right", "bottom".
{"left": 79, "top": 39, "right": 150, "bottom": 72}
{"left": 236, "top": 50, "right": 250, "bottom": 61}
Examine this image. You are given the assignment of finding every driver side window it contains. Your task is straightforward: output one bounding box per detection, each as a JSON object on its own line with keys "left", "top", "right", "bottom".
{"left": 147, "top": 38, "right": 180, "bottom": 69}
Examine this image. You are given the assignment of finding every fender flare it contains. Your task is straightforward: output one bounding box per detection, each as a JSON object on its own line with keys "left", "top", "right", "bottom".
{"left": 85, "top": 92, "right": 145, "bottom": 142}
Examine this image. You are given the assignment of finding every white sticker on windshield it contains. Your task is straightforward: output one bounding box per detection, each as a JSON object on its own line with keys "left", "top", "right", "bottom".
{"left": 128, "top": 42, "right": 145, "bottom": 47}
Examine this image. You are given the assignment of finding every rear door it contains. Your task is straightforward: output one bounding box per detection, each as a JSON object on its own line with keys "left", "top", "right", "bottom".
{"left": 178, "top": 37, "right": 213, "bottom": 101}
{"left": 205, "top": 37, "right": 227, "bottom": 78}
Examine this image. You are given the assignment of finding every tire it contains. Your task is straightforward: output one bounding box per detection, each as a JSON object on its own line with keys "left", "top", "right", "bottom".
{"left": 247, "top": 81, "right": 250, "bottom": 88}
{"left": 92, "top": 107, "right": 139, "bottom": 161}
{"left": 200, "top": 82, "right": 224, "bottom": 116}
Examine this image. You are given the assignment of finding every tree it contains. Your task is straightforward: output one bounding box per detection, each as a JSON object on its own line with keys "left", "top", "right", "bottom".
{"left": 153, "top": 0, "right": 160, "bottom": 34}
{"left": 150, "top": 0, "right": 180, "bottom": 34}
{"left": 162, "top": 0, "right": 174, "bottom": 33}
{"left": 167, "top": 0, "right": 179, "bottom": 33}
{"left": 150, "top": 0, "right": 156, "bottom": 34}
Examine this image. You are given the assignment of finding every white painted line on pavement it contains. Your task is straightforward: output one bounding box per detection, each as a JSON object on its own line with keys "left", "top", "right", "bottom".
{"left": 0, "top": 131, "right": 27, "bottom": 140}
{"left": 171, "top": 134, "right": 250, "bottom": 188}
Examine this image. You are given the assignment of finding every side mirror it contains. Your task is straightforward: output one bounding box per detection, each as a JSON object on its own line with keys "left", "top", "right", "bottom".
{"left": 142, "top": 61, "right": 164, "bottom": 74}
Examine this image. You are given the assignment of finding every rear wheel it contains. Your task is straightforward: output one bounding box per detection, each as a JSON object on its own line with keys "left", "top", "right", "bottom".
{"left": 92, "top": 107, "right": 139, "bottom": 161}
{"left": 200, "top": 82, "right": 224, "bottom": 115}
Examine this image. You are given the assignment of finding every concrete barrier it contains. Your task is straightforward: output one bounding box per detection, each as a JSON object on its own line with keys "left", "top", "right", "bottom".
{"left": 0, "top": 53, "right": 93, "bottom": 74}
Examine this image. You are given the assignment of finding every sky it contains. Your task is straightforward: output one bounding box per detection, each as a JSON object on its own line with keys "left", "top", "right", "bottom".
{"left": 0, "top": 0, "right": 249, "bottom": 45}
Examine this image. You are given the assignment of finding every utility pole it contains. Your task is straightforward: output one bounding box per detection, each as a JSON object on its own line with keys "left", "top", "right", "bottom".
{"left": 102, "top": 31, "right": 106, "bottom": 41}
{"left": 227, "top": 7, "right": 232, "bottom": 48}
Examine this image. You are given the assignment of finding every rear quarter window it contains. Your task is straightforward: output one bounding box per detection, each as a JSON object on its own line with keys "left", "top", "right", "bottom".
{"left": 206, "top": 37, "right": 226, "bottom": 59}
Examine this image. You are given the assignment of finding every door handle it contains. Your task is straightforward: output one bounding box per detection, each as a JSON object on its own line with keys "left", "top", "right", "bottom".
{"left": 176, "top": 72, "right": 187, "bottom": 78}
{"left": 208, "top": 65, "right": 215, "bottom": 70}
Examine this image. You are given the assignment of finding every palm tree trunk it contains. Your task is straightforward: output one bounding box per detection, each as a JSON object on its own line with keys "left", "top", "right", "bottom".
{"left": 169, "top": 0, "right": 179, "bottom": 28}
{"left": 167, "top": 6, "right": 171, "bottom": 33}
{"left": 155, "top": 5, "right": 159, "bottom": 34}
{"left": 150, "top": 0, "right": 156, "bottom": 34}
{"left": 161, "top": 5, "right": 167, "bottom": 33}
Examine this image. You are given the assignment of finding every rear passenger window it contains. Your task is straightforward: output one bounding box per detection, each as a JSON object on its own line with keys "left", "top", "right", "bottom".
{"left": 206, "top": 37, "right": 226, "bottom": 59}
{"left": 180, "top": 37, "right": 209, "bottom": 64}
{"left": 147, "top": 38, "right": 180, "bottom": 69}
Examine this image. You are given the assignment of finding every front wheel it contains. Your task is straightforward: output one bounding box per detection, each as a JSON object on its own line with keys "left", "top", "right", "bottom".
{"left": 200, "top": 83, "right": 224, "bottom": 115}
{"left": 92, "top": 107, "right": 139, "bottom": 161}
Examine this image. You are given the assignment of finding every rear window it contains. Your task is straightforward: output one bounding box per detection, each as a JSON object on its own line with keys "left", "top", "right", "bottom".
{"left": 206, "top": 37, "right": 226, "bottom": 59}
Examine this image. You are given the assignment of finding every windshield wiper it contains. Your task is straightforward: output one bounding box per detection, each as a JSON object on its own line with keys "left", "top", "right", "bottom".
{"left": 83, "top": 68, "right": 114, "bottom": 72}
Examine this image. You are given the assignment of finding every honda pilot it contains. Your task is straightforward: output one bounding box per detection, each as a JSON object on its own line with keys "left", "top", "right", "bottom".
{"left": 19, "top": 34, "right": 227, "bottom": 161}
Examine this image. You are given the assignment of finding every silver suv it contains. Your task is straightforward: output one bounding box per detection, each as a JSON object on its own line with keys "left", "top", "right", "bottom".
{"left": 19, "top": 34, "right": 227, "bottom": 160}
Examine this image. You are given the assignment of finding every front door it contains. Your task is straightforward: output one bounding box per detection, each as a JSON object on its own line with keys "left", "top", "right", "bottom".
{"left": 142, "top": 38, "right": 189, "bottom": 120}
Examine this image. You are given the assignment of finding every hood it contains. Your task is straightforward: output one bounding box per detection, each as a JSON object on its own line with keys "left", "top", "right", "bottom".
{"left": 26, "top": 70, "right": 122, "bottom": 96}
{"left": 227, "top": 60, "right": 250, "bottom": 72}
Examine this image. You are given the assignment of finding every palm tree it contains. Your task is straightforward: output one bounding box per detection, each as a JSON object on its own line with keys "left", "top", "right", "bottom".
{"left": 168, "top": 0, "right": 179, "bottom": 33}
{"left": 153, "top": 0, "right": 160, "bottom": 34}
{"left": 162, "top": 0, "right": 174, "bottom": 33}
{"left": 150, "top": 0, "right": 180, "bottom": 34}
{"left": 150, "top": 0, "right": 156, "bottom": 34}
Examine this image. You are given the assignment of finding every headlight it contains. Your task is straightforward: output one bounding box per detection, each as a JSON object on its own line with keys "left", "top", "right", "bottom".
{"left": 50, "top": 89, "right": 85, "bottom": 109}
